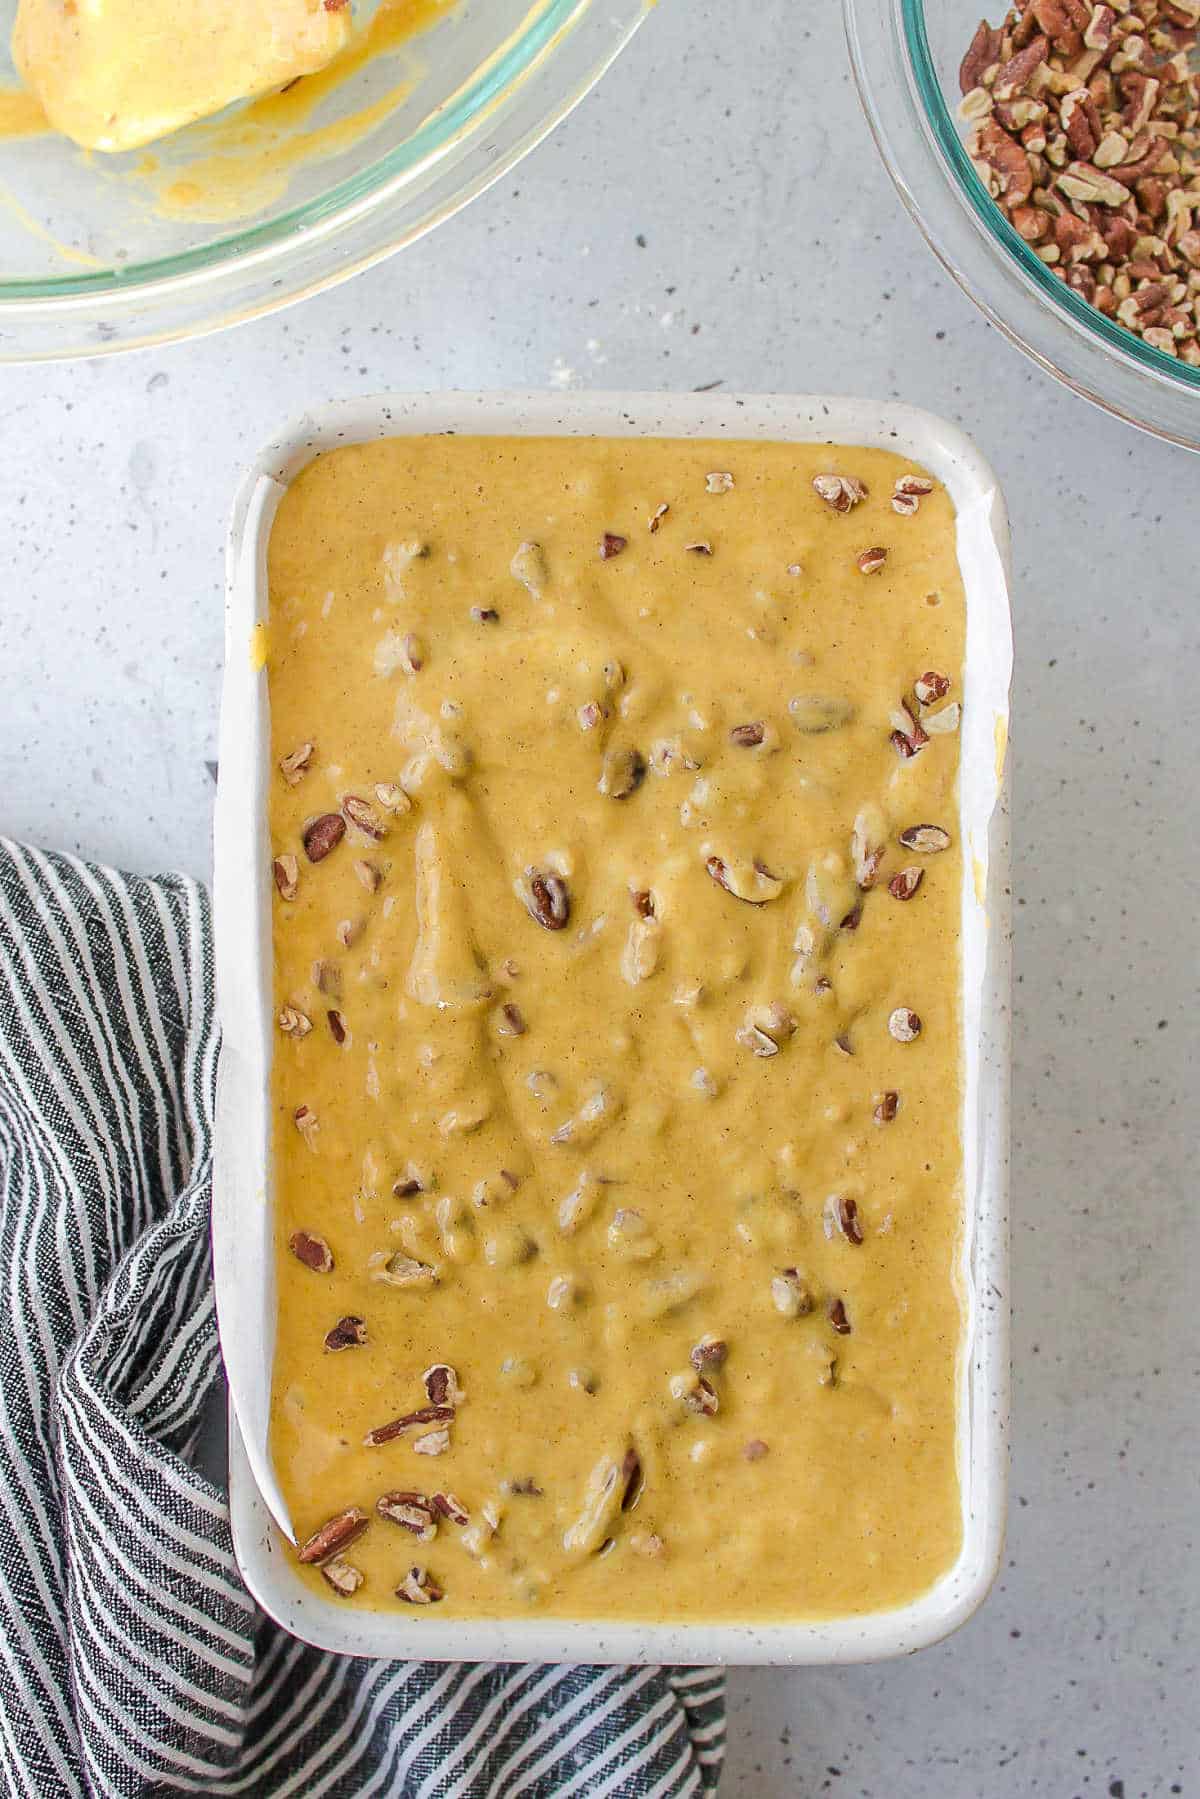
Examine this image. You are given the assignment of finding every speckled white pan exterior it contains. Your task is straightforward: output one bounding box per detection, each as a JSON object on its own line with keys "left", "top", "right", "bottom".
{"left": 213, "top": 392, "right": 1013, "bottom": 1666}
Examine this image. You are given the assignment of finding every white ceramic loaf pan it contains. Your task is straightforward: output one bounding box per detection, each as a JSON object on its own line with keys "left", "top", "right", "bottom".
{"left": 212, "top": 392, "right": 1013, "bottom": 1665}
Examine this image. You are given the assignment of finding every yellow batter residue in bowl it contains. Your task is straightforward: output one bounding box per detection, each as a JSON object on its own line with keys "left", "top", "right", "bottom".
{"left": 2, "top": 0, "right": 455, "bottom": 231}
{"left": 266, "top": 434, "right": 968, "bottom": 1623}
{"left": 12, "top": 0, "right": 354, "bottom": 153}
{"left": 146, "top": 0, "right": 453, "bottom": 222}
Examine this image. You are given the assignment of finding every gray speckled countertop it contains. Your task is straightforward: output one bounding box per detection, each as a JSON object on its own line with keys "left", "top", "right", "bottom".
{"left": 2, "top": 1, "right": 1196, "bottom": 1793}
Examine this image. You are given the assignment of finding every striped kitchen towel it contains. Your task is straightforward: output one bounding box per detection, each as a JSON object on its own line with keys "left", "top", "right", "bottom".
{"left": 0, "top": 839, "right": 726, "bottom": 1799}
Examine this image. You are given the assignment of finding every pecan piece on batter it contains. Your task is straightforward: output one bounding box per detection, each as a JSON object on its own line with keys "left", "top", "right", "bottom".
{"left": 297, "top": 1507, "right": 368, "bottom": 1565}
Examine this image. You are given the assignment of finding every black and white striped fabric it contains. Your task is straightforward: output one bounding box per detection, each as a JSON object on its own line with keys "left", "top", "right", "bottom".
{"left": 0, "top": 840, "right": 726, "bottom": 1798}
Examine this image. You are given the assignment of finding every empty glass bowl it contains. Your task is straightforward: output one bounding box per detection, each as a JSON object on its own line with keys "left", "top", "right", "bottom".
{"left": 0, "top": 0, "right": 648, "bottom": 360}
{"left": 845, "top": 0, "right": 1200, "bottom": 448}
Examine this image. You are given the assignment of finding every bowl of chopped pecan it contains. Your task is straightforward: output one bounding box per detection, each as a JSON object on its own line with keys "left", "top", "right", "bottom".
{"left": 846, "top": 0, "right": 1200, "bottom": 445}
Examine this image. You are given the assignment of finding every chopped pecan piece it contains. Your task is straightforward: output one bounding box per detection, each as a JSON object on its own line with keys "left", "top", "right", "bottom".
{"left": 522, "top": 868, "right": 571, "bottom": 930}
{"left": 895, "top": 473, "right": 935, "bottom": 499}
{"left": 923, "top": 702, "right": 961, "bottom": 735}
{"left": 888, "top": 866, "right": 925, "bottom": 901}
{"left": 873, "top": 1090, "right": 901, "bottom": 1125}
{"left": 396, "top": 1566, "right": 444, "bottom": 1605}
{"left": 470, "top": 605, "right": 500, "bottom": 623}
{"left": 363, "top": 1405, "right": 455, "bottom": 1447}
{"left": 297, "top": 1507, "right": 368, "bottom": 1564}
{"left": 461, "top": 1500, "right": 503, "bottom": 1557}
{"left": 273, "top": 854, "right": 299, "bottom": 900}
{"left": 621, "top": 913, "right": 661, "bottom": 985}
{"left": 689, "top": 1333, "right": 728, "bottom": 1372}
{"left": 557, "top": 1170, "right": 602, "bottom": 1234}
{"left": 1065, "top": 85, "right": 1101, "bottom": 163}
{"left": 398, "top": 633, "right": 425, "bottom": 674}
{"left": 546, "top": 1274, "right": 578, "bottom": 1310}
{"left": 431, "top": 1492, "right": 470, "bottom": 1525}
{"left": 899, "top": 823, "right": 952, "bottom": 853}
{"left": 890, "top": 701, "right": 929, "bottom": 758}
{"left": 976, "top": 119, "right": 1034, "bottom": 200}
{"left": 413, "top": 1429, "right": 451, "bottom": 1458}
{"left": 736, "top": 1001, "right": 795, "bottom": 1057}
{"left": 705, "top": 471, "right": 734, "bottom": 493}
{"left": 851, "top": 804, "right": 887, "bottom": 891}
{"left": 807, "top": 863, "right": 850, "bottom": 932}
{"left": 510, "top": 540, "right": 547, "bottom": 596}
{"left": 599, "top": 532, "right": 628, "bottom": 560}
{"left": 825, "top": 1194, "right": 865, "bottom": 1245}
{"left": 293, "top": 1105, "right": 320, "bottom": 1152}
{"left": 959, "top": 17, "right": 1004, "bottom": 92}
{"left": 730, "top": 721, "right": 767, "bottom": 746}
{"left": 324, "top": 1315, "right": 367, "bottom": 1351}
{"left": 993, "top": 33, "right": 1048, "bottom": 102}
{"left": 705, "top": 855, "right": 784, "bottom": 904}
{"left": 341, "top": 795, "right": 387, "bottom": 840}
{"left": 289, "top": 1229, "right": 333, "bottom": 1272}
{"left": 278, "top": 1005, "right": 311, "bottom": 1038}
{"left": 551, "top": 1080, "right": 621, "bottom": 1147}
{"left": 302, "top": 813, "right": 345, "bottom": 863}
{"left": 327, "top": 1009, "right": 348, "bottom": 1043}
{"left": 670, "top": 1371, "right": 719, "bottom": 1416}
{"left": 856, "top": 546, "right": 888, "bottom": 575}
{"left": 371, "top": 1253, "right": 437, "bottom": 1289}
{"left": 812, "top": 473, "right": 868, "bottom": 512}
{"left": 354, "top": 859, "right": 382, "bottom": 892}
{"left": 321, "top": 1557, "right": 363, "bottom": 1597}
{"left": 375, "top": 782, "right": 412, "bottom": 816}
{"left": 914, "top": 671, "right": 952, "bottom": 705}
{"left": 499, "top": 1002, "right": 526, "bottom": 1036}
{"left": 828, "top": 1297, "right": 852, "bottom": 1335}
{"left": 423, "top": 1364, "right": 465, "bottom": 1407}
{"left": 771, "top": 1267, "right": 814, "bottom": 1318}
{"left": 607, "top": 1207, "right": 659, "bottom": 1259}
{"left": 889, "top": 1007, "right": 923, "bottom": 1042}
{"left": 648, "top": 502, "right": 670, "bottom": 532}
{"left": 279, "top": 743, "right": 315, "bottom": 785}
{"left": 377, "top": 1492, "right": 439, "bottom": 1540}
{"left": 598, "top": 746, "right": 647, "bottom": 799}
{"left": 563, "top": 1450, "right": 641, "bottom": 1556}
{"left": 684, "top": 540, "right": 713, "bottom": 555}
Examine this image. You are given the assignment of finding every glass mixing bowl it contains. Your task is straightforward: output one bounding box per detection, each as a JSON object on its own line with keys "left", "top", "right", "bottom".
{"left": 845, "top": 0, "right": 1200, "bottom": 448}
{"left": 0, "top": 0, "right": 648, "bottom": 360}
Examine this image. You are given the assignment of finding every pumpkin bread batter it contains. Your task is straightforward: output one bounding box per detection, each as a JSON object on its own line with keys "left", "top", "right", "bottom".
{"left": 265, "top": 434, "right": 967, "bottom": 1621}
